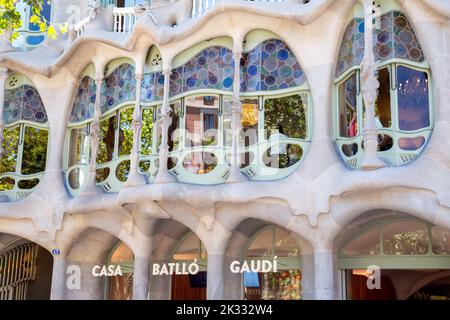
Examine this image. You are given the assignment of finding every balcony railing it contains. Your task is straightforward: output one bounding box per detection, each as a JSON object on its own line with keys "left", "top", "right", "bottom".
{"left": 74, "top": 0, "right": 285, "bottom": 38}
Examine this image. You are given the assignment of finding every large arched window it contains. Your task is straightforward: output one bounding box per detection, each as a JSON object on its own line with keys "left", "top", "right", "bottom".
{"left": 338, "top": 217, "right": 450, "bottom": 300}
{"left": 0, "top": 73, "right": 49, "bottom": 201}
{"left": 160, "top": 35, "right": 311, "bottom": 184}
{"left": 243, "top": 226, "right": 302, "bottom": 300}
{"left": 335, "top": 10, "right": 433, "bottom": 168}
{"left": 65, "top": 61, "right": 157, "bottom": 195}
{"left": 239, "top": 35, "right": 311, "bottom": 180}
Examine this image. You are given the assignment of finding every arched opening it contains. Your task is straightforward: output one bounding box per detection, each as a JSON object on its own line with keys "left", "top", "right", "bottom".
{"left": 170, "top": 231, "right": 207, "bottom": 300}
{"left": 239, "top": 30, "right": 311, "bottom": 180}
{"left": 334, "top": 6, "right": 432, "bottom": 168}
{"left": 0, "top": 73, "right": 49, "bottom": 201}
{"left": 0, "top": 234, "right": 53, "bottom": 300}
{"left": 225, "top": 218, "right": 310, "bottom": 300}
{"left": 336, "top": 210, "right": 450, "bottom": 300}
{"left": 65, "top": 60, "right": 154, "bottom": 195}
{"left": 242, "top": 225, "right": 302, "bottom": 300}
{"left": 66, "top": 227, "right": 126, "bottom": 300}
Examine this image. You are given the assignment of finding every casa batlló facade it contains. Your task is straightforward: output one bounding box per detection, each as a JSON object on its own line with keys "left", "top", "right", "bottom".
{"left": 0, "top": 0, "right": 449, "bottom": 301}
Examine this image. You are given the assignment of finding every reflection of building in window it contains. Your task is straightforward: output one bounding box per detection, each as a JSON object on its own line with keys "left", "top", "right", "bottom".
{"left": 244, "top": 226, "right": 302, "bottom": 300}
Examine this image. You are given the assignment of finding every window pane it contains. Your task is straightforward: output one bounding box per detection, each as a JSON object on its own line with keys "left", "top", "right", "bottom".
{"left": 264, "top": 94, "right": 307, "bottom": 140}
{"left": 118, "top": 108, "right": 133, "bottom": 157}
{"left": 68, "top": 125, "right": 90, "bottom": 167}
{"left": 110, "top": 242, "right": 134, "bottom": 263}
{"left": 342, "top": 227, "right": 381, "bottom": 256}
{"left": 0, "top": 126, "right": 20, "bottom": 174}
{"left": 274, "top": 228, "right": 300, "bottom": 257}
{"left": 375, "top": 68, "right": 391, "bottom": 128}
{"left": 173, "top": 233, "right": 200, "bottom": 261}
{"left": 338, "top": 73, "right": 358, "bottom": 138}
{"left": 431, "top": 226, "right": 450, "bottom": 255}
{"left": 141, "top": 107, "right": 154, "bottom": 155}
{"left": 241, "top": 99, "right": 259, "bottom": 147}
{"left": 397, "top": 66, "right": 430, "bottom": 131}
{"left": 98, "top": 115, "right": 116, "bottom": 164}
{"left": 223, "top": 96, "right": 232, "bottom": 147}
{"left": 109, "top": 274, "right": 133, "bottom": 300}
{"left": 383, "top": 221, "right": 429, "bottom": 255}
{"left": 185, "top": 96, "right": 219, "bottom": 147}
{"left": 247, "top": 228, "right": 273, "bottom": 258}
{"left": 182, "top": 152, "right": 218, "bottom": 174}
{"left": 168, "top": 101, "right": 182, "bottom": 152}
{"left": 21, "top": 126, "right": 48, "bottom": 175}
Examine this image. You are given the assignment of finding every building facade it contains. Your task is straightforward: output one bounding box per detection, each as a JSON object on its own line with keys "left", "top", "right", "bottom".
{"left": 0, "top": 0, "right": 449, "bottom": 300}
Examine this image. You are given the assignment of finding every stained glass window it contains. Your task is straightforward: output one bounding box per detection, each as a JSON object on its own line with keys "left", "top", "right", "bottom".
{"left": 70, "top": 76, "right": 96, "bottom": 123}
{"left": 101, "top": 64, "right": 136, "bottom": 114}
{"left": 241, "top": 39, "right": 306, "bottom": 92}
{"left": 336, "top": 11, "right": 425, "bottom": 77}
{"left": 4, "top": 85, "right": 48, "bottom": 124}
{"left": 141, "top": 71, "right": 164, "bottom": 103}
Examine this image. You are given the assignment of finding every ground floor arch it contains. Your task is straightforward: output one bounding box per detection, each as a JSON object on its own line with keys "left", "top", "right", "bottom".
{"left": 335, "top": 210, "right": 450, "bottom": 300}
{"left": 224, "top": 218, "right": 314, "bottom": 300}
{"left": 0, "top": 233, "right": 53, "bottom": 300}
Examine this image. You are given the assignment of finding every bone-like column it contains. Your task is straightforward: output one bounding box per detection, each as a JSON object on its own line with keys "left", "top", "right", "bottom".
{"left": 84, "top": 76, "right": 104, "bottom": 193}
{"left": 228, "top": 49, "right": 247, "bottom": 182}
{"left": 313, "top": 241, "right": 335, "bottom": 300}
{"left": 133, "top": 254, "right": 151, "bottom": 300}
{"left": 360, "top": 0, "right": 386, "bottom": 170}
{"left": 125, "top": 73, "right": 146, "bottom": 187}
{"left": 0, "top": 68, "right": 8, "bottom": 160}
{"left": 50, "top": 255, "right": 67, "bottom": 300}
{"left": 155, "top": 66, "right": 176, "bottom": 183}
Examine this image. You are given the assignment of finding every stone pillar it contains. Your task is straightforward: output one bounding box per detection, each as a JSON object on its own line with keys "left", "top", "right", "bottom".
{"left": 301, "top": 252, "right": 315, "bottom": 300}
{"left": 155, "top": 65, "right": 176, "bottom": 183}
{"left": 313, "top": 244, "right": 334, "bottom": 300}
{"left": 83, "top": 76, "right": 104, "bottom": 194}
{"left": 207, "top": 252, "right": 225, "bottom": 300}
{"left": 50, "top": 255, "right": 67, "bottom": 300}
{"left": 125, "top": 73, "right": 146, "bottom": 187}
{"left": 133, "top": 254, "right": 150, "bottom": 300}
{"left": 360, "top": 0, "right": 386, "bottom": 170}
{"left": 228, "top": 48, "right": 247, "bottom": 182}
{"left": 0, "top": 68, "right": 8, "bottom": 160}
{"left": 223, "top": 255, "right": 243, "bottom": 300}
{"left": 149, "top": 258, "right": 172, "bottom": 300}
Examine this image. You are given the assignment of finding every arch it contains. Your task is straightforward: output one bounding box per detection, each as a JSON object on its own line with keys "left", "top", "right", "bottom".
{"left": 1, "top": 72, "right": 50, "bottom": 201}
{"left": 0, "top": 232, "right": 53, "bottom": 300}
{"left": 404, "top": 270, "right": 450, "bottom": 300}
{"left": 65, "top": 61, "right": 143, "bottom": 195}
{"left": 65, "top": 227, "right": 128, "bottom": 300}
{"left": 333, "top": 7, "right": 433, "bottom": 169}
{"left": 224, "top": 217, "right": 313, "bottom": 300}
{"left": 334, "top": 210, "right": 450, "bottom": 300}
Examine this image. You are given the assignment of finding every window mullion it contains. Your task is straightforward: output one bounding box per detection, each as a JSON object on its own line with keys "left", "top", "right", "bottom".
{"left": 16, "top": 124, "right": 25, "bottom": 175}
{"left": 391, "top": 64, "right": 399, "bottom": 132}
{"left": 114, "top": 111, "right": 120, "bottom": 160}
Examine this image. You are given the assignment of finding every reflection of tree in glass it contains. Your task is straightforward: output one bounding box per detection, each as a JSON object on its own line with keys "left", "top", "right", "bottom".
{"left": 264, "top": 95, "right": 307, "bottom": 140}
{"left": 0, "top": 126, "right": 20, "bottom": 175}
{"left": 0, "top": 125, "right": 48, "bottom": 191}
{"left": 22, "top": 127, "right": 48, "bottom": 175}
{"left": 98, "top": 116, "right": 116, "bottom": 164}
{"left": 141, "top": 108, "right": 154, "bottom": 156}
{"left": 384, "top": 230, "right": 429, "bottom": 255}
{"left": 119, "top": 109, "right": 133, "bottom": 157}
